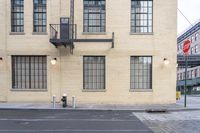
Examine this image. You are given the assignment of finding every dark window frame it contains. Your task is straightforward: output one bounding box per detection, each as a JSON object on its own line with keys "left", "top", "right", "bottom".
{"left": 83, "top": 56, "right": 106, "bottom": 90}
{"left": 177, "top": 73, "right": 179, "bottom": 80}
{"left": 195, "top": 33, "right": 199, "bottom": 41}
{"left": 187, "top": 71, "right": 190, "bottom": 79}
{"left": 131, "top": 0, "right": 153, "bottom": 33}
{"left": 83, "top": 0, "right": 106, "bottom": 33}
{"left": 33, "top": 0, "right": 47, "bottom": 32}
{"left": 180, "top": 73, "right": 182, "bottom": 80}
{"left": 12, "top": 55, "right": 47, "bottom": 90}
{"left": 130, "top": 56, "right": 152, "bottom": 89}
{"left": 11, "top": 0, "right": 24, "bottom": 32}
{"left": 195, "top": 69, "right": 198, "bottom": 78}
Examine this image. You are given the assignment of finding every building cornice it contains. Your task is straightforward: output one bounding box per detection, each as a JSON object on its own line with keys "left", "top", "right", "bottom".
{"left": 178, "top": 21, "right": 200, "bottom": 44}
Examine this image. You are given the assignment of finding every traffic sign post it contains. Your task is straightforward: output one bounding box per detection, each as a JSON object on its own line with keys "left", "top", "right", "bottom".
{"left": 184, "top": 56, "right": 188, "bottom": 107}
{"left": 182, "top": 39, "right": 191, "bottom": 108}
{"left": 183, "top": 40, "right": 191, "bottom": 56}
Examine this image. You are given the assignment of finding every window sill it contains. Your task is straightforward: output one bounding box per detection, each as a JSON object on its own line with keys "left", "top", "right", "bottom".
{"left": 32, "top": 32, "right": 48, "bottom": 35}
{"left": 130, "top": 32, "right": 154, "bottom": 35}
{"left": 11, "top": 89, "right": 48, "bottom": 92}
{"left": 82, "top": 89, "right": 106, "bottom": 92}
{"left": 82, "top": 32, "right": 107, "bottom": 35}
{"left": 130, "top": 89, "right": 153, "bottom": 92}
{"left": 9, "top": 32, "right": 25, "bottom": 35}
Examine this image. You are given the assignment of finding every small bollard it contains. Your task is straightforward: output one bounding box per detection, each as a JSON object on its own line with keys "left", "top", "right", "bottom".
{"left": 61, "top": 93, "right": 67, "bottom": 108}
{"left": 52, "top": 95, "right": 56, "bottom": 109}
{"left": 72, "top": 96, "right": 76, "bottom": 109}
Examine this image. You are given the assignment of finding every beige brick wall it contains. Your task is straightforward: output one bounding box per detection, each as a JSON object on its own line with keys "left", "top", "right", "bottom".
{"left": 0, "top": 0, "right": 7, "bottom": 102}
{"left": 0, "top": 0, "right": 177, "bottom": 104}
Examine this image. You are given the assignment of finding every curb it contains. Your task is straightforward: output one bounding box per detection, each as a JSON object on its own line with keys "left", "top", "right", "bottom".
{"left": 0, "top": 107, "right": 200, "bottom": 112}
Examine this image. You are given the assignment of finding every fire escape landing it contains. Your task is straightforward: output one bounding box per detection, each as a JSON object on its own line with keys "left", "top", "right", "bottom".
{"left": 49, "top": 0, "right": 114, "bottom": 54}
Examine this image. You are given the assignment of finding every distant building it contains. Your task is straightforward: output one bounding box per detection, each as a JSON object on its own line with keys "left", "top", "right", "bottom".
{"left": 177, "top": 21, "right": 200, "bottom": 94}
{"left": 0, "top": 0, "right": 177, "bottom": 104}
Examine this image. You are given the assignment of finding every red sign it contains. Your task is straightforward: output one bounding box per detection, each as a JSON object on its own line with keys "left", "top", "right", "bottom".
{"left": 183, "top": 39, "right": 191, "bottom": 56}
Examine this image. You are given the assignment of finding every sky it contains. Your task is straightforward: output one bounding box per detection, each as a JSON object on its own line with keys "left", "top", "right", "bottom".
{"left": 178, "top": 0, "right": 200, "bottom": 35}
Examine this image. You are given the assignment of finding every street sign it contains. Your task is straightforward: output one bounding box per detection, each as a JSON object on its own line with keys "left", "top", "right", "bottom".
{"left": 182, "top": 39, "right": 191, "bottom": 107}
{"left": 183, "top": 39, "right": 191, "bottom": 56}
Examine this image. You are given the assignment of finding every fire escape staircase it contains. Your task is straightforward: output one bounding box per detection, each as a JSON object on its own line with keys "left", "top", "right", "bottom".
{"left": 49, "top": 0, "right": 114, "bottom": 54}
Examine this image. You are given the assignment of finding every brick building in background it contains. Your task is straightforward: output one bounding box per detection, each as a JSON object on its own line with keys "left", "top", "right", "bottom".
{"left": 177, "top": 20, "right": 200, "bottom": 94}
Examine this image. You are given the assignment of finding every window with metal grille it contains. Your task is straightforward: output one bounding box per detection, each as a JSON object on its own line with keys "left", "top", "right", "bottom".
{"left": 195, "top": 33, "right": 199, "bottom": 41}
{"left": 195, "top": 45, "right": 198, "bottom": 53}
{"left": 177, "top": 74, "right": 179, "bottom": 80}
{"left": 183, "top": 72, "right": 185, "bottom": 80}
{"left": 12, "top": 56, "right": 47, "bottom": 89}
{"left": 130, "top": 56, "right": 152, "bottom": 89}
{"left": 180, "top": 73, "right": 182, "bottom": 80}
{"left": 131, "top": 0, "right": 153, "bottom": 33}
{"left": 33, "top": 0, "right": 47, "bottom": 32}
{"left": 83, "top": 0, "right": 106, "bottom": 32}
{"left": 83, "top": 56, "right": 105, "bottom": 89}
{"left": 195, "top": 69, "right": 198, "bottom": 78}
{"left": 11, "top": 0, "right": 24, "bottom": 32}
{"left": 187, "top": 71, "right": 190, "bottom": 79}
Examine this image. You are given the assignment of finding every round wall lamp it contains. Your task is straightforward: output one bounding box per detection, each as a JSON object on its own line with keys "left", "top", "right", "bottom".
{"left": 51, "top": 58, "right": 57, "bottom": 65}
{"left": 163, "top": 58, "right": 169, "bottom": 65}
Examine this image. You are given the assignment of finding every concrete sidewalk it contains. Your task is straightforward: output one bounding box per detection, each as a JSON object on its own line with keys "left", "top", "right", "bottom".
{"left": 0, "top": 102, "right": 199, "bottom": 112}
{"left": 0, "top": 95, "right": 199, "bottom": 111}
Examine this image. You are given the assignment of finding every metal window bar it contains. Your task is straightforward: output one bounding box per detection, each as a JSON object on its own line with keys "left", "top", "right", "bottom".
{"left": 83, "top": 56, "right": 105, "bottom": 89}
{"left": 130, "top": 56, "right": 152, "bottom": 89}
{"left": 11, "top": 0, "right": 24, "bottom": 32}
{"left": 131, "top": 0, "right": 153, "bottom": 33}
{"left": 33, "top": 0, "right": 47, "bottom": 32}
{"left": 12, "top": 56, "right": 47, "bottom": 89}
{"left": 83, "top": 0, "right": 106, "bottom": 32}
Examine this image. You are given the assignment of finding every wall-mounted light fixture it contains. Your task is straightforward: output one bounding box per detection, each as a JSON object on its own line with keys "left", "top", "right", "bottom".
{"left": 163, "top": 58, "right": 169, "bottom": 65}
{"left": 51, "top": 58, "right": 57, "bottom": 65}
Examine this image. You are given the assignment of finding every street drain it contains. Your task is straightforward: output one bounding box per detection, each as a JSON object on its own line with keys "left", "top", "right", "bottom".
{"left": 145, "top": 109, "right": 168, "bottom": 113}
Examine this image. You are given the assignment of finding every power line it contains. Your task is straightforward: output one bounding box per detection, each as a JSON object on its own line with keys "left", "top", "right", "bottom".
{"left": 177, "top": 8, "right": 193, "bottom": 27}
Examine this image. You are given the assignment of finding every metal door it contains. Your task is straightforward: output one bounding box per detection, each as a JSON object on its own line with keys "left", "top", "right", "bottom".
{"left": 60, "top": 17, "right": 70, "bottom": 39}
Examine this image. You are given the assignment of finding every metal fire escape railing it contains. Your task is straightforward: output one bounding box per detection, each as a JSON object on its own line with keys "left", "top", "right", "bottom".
{"left": 50, "top": 24, "right": 77, "bottom": 45}
{"left": 49, "top": 0, "right": 114, "bottom": 54}
{"left": 50, "top": 24, "right": 114, "bottom": 46}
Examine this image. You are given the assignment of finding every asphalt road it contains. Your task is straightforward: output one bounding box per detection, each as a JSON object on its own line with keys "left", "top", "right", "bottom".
{"left": 0, "top": 110, "right": 153, "bottom": 133}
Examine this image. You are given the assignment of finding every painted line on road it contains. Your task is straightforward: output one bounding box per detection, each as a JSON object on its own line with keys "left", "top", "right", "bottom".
{"left": 0, "top": 129, "right": 151, "bottom": 132}
{"left": 0, "top": 118, "right": 140, "bottom": 122}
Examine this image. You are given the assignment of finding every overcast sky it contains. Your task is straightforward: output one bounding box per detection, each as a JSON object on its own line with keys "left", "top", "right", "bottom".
{"left": 178, "top": 0, "right": 200, "bottom": 35}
